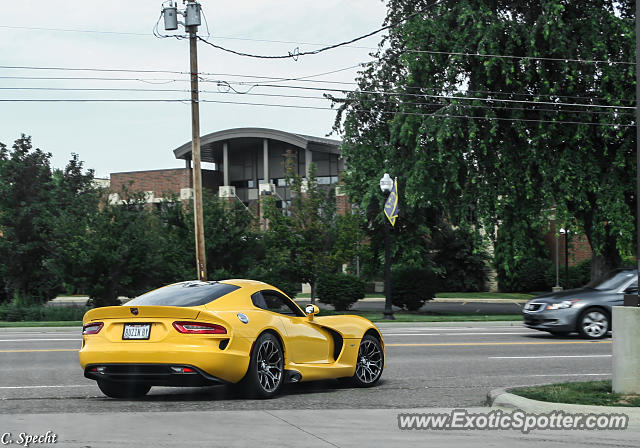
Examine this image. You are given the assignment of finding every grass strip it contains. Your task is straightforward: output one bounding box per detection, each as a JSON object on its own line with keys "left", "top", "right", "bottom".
{"left": 511, "top": 380, "right": 640, "bottom": 407}
{"left": 0, "top": 321, "right": 82, "bottom": 327}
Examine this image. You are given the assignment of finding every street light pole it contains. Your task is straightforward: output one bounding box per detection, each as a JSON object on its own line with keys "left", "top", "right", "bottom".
{"left": 564, "top": 226, "right": 569, "bottom": 288}
{"left": 383, "top": 192, "right": 394, "bottom": 320}
{"left": 379, "top": 172, "right": 395, "bottom": 320}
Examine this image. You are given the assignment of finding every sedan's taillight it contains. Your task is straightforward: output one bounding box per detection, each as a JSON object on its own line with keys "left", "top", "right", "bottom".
{"left": 172, "top": 321, "right": 227, "bottom": 334}
{"left": 82, "top": 322, "right": 104, "bottom": 335}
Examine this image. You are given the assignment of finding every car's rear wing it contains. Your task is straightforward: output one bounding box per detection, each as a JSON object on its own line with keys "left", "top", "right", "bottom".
{"left": 83, "top": 306, "right": 200, "bottom": 323}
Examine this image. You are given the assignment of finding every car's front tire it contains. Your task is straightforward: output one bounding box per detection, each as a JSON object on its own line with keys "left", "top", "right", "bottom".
{"left": 577, "top": 308, "right": 610, "bottom": 339}
{"left": 349, "top": 334, "right": 384, "bottom": 387}
{"left": 244, "top": 332, "right": 284, "bottom": 398}
{"left": 97, "top": 380, "right": 151, "bottom": 399}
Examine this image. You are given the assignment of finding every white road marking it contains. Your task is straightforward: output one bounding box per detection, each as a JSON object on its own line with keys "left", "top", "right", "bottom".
{"left": 490, "top": 355, "right": 612, "bottom": 359}
{"left": 0, "top": 339, "right": 80, "bottom": 342}
{"left": 0, "top": 385, "right": 91, "bottom": 389}
{"left": 383, "top": 332, "right": 534, "bottom": 336}
{"left": 380, "top": 326, "right": 522, "bottom": 332}
{"left": 0, "top": 332, "right": 79, "bottom": 336}
{"left": 528, "top": 373, "right": 610, "bottom": 377}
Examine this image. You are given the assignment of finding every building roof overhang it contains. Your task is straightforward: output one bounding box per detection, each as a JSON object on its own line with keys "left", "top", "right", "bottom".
{"left": 173, "top": 127, "right": 341, "bottom": 161}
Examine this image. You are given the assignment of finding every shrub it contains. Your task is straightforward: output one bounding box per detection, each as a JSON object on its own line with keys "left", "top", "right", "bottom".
{"left": 546, "top": 259, "right": 592, "bottom": 289}
{"left": 0, "top": 304, "right": 88, "bottom": 322}
{"left": 432, "top": 226, "right": 489, "bottom": 292}
{"left": 391, "top": 266, "right": 438, "bottom": 311}
{"left": 317, "top": 273, "right": 365, "bottom": 311}
{"left": 499, "top": 257, "right": 553, "bottom": 292}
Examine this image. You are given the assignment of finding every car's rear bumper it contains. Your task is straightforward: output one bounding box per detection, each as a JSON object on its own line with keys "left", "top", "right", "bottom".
{"left": 84, "top": 363, "right": 228, "bottom": 386}
{"left": 79, "top": 336, "right": 253, "bottom": 383}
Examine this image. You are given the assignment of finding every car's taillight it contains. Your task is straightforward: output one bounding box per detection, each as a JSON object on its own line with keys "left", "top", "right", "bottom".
{"left": 172, "top": 321, "right": 227, "bottom": 334}
{"left": 82, "top": 322, "right": 104, "bottom": 335}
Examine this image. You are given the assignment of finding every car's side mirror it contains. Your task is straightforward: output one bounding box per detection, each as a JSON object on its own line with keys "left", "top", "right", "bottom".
{"left": 625, "top": 286, "right": 638, "bottom": 295}
{"left": 305, "top": 304, "right": 319, "bottom": 319}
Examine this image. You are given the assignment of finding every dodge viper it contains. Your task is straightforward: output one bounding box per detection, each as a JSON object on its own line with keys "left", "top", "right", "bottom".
{"left": 79, "top": 279, "right": 384, "bottom": 398}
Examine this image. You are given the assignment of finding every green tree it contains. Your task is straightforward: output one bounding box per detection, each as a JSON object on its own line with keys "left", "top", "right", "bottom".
{"left": 49, "top": 154, "right": 100, "bottom": 295}
{"left": 77, "top": 193, "right": 167, "bottom": 306}
{"left": 201, "top": 192, "right": 260, "bottom": 278}
{"left": 0, "top": 135, "right": 57, "bottom": 304}
{"left": 262, "top": 152, "right": 365, "bottom": 302}
{"left": 332, "top": 0, "right": 635, "bottom": 282}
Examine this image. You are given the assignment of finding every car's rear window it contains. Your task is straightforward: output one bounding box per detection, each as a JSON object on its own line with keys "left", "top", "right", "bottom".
{"left": 585, "top": 269, "right": 636, "bottom": 291}
{"left": 126, "top": 282, "right": 240, "bottom": 307}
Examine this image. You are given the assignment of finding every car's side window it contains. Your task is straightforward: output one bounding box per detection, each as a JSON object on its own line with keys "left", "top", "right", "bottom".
{"left": 251, "top": 292, "right": 268, "bottom": 310}
{"left": 253, "top": 290, "right": 304, "bottom": 317}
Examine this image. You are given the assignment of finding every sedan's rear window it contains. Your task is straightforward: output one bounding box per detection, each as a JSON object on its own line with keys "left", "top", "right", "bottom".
{"left": 585, "top": 269, "right": 637, "bottom": 291}
{"left": 126, "top": 282, "right": 240, "bottom": 307}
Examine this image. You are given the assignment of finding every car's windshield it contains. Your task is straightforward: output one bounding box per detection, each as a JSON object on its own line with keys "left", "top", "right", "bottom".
{"left": 585, "top": 270, "right": 636, "bottom": 291}
{"left": 126, "top": 281, "right": 239, "bottom": 307}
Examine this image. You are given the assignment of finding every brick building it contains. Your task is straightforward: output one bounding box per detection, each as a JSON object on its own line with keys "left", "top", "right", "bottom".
{"left": 543, "top": 220, "right": 593, "bottom": 267}
{"left": 109, "top": 128, "right": 343, "bottom": 210}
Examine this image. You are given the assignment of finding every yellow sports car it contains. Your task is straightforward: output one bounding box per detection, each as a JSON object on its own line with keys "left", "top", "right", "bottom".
{"left": 79, "top": 279, "right": 384, "bottom": 399}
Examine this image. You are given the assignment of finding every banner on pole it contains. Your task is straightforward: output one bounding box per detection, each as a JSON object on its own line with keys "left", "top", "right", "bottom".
{"left": 384, "top": 178, "right": 399, "bottom": 226}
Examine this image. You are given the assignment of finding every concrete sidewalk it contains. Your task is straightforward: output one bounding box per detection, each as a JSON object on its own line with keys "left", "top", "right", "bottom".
{"left": 3, "top": 408, "right": 637, "bottom": 447}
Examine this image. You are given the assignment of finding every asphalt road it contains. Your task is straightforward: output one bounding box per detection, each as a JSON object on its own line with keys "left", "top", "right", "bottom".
{"left": 0, "top": 321, "right": 612, "bottom": 414}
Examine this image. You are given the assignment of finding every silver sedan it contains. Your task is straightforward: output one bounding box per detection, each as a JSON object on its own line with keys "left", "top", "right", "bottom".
{"left": 522, "top": 268, "right": 638, "bottom": 339}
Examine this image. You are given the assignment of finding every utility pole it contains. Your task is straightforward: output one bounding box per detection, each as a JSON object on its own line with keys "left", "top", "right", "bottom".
{"left": 188, "top": 4, "right": 206, "bottom": 282}
{"left": 162, "top": 1, "right": 207, "bottom": 281}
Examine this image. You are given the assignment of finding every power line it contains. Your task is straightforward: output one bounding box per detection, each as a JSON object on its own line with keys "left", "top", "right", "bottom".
{"left": 0, "top": 64, "right": 186, "bottom": 75}
{"left": 1, "top": 68, "right": 631, "bottom": 110}
{"left": 400, "top": 49, "right": 634, "bottom": 65}
{"left": 5, "top": 22, "right": 633, "bottom": 66}
{"left": 0, "top": 24, "right": 149, "bottom": 36}
{"left": 209, "top": 80, "right": 635, "bottom": 110}
{"left": 193, "top": 0, "right": 444, "bottom": 60}
{"left": 1, "top": 71, "right": 633, "bottom": 105}
{"left": 1, "top": 77, "right": 630, "bottom": 111}
{"left": 2, "top": 85, "right": 633, "bottom": 116}
{"left": 0, "top": 96, "right": 633, "bottom": 127}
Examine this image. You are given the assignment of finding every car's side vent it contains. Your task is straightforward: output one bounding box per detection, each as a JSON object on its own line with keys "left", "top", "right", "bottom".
{"left": 219, "top": 339, "right": 230, "bottom": 350}
{"left": 323, "top": 327, "right": 343, "bottom": 361}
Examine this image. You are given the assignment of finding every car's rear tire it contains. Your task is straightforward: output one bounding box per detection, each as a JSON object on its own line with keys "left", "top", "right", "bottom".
{"left": 577, "top": 308, "right": 610, "bottom": 339}
{"left": 348, "top": 334, "right": 384, "bottom": 387}
{"left": 97, "top": 380, "right": 151, "bottom": 399}
{"left": 244, "top": 332, "right": 284, "bottom": 399}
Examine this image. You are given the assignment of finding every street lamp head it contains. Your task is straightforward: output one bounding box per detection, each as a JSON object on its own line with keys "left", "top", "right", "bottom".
{"left": 379, "top": 173, "right": 393, "bottom": 194}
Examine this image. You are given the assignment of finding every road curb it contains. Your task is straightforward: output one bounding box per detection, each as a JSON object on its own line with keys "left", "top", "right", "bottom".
{"left": 487, "top": 387, "right": 640, "bottom": 423}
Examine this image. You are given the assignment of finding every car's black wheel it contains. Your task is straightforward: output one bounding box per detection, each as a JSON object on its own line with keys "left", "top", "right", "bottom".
{"left": 244, "top": 332, "right": 284, "bottom": 398}
{"left": 548, "top": 331, "right": 570, "bottom": 337}
{"left": 577, "top": 308, "right": 610, "bottom": 339}
{"left": 350, "top": 334, "right": 384, "bottom": 387}
{"left": 97, "top": 380, "right": 150, "bottom": 399}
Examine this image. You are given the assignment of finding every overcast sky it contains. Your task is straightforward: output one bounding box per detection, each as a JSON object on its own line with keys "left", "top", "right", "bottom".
{"left": 0, "top": 0, "right": 389, "bottom": 178}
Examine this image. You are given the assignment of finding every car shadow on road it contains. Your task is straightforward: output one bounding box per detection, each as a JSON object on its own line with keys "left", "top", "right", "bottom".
{"left": 125, "top": 378, "right": 381, "bottom": 402}
{"left": 521, "top": 332, "right": 612, "bottom": 340}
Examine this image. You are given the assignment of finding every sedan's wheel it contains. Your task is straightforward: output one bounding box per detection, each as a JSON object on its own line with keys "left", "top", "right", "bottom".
{"left": 351, "top": 335, "right": 384, "bottom": 387}
{"left": 578, "top": 309, "right": 610, "bottom": 339}
{"left": 245, "top": 333, "right": 284, "bottom": 398}
{"left": 97, "top": 380, "right": 150, "bottom": 399}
